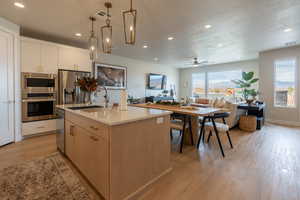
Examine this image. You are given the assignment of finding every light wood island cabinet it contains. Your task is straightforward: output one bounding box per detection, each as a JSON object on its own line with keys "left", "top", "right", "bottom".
{"left": 61, "top": 106, "right": 172, "bottom": 200}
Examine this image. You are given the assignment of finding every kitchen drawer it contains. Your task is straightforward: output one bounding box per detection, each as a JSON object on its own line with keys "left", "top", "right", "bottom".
{"left": 22, "top": 119, "right": 58, "bottom": 136}
{"left": 66, "top": 112, "right": 108, "bottom": 139}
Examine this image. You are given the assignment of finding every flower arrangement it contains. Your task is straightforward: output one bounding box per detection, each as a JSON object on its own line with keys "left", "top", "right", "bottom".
{"left": 76, "top": 77, "right": 98, "bottom": 92}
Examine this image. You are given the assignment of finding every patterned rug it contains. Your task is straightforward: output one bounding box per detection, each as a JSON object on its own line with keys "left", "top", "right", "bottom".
{"left": 0, "top": 153, "right": 91, "bottom": 200}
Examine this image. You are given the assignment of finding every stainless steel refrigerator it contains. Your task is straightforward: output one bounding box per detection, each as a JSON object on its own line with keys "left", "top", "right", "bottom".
{"left": 58, "top": 69, "right": 91, "bottom": 105}
{"left": 56, "top": 69, "right": 90, "bottom": 154}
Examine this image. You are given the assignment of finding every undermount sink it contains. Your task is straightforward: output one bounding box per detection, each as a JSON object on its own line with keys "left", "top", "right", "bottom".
{"left": 68, "top": 105, "right": 103, "bottom": 110}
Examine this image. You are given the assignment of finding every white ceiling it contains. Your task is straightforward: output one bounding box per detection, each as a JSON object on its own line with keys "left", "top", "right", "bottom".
{"left": 1, "top": 0, "right": 300, "bottom": 68}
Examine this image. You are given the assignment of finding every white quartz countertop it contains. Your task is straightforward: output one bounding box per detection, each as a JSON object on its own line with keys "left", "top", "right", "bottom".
{"left": 56, "top": 104, "right": 173, "bottom": 126}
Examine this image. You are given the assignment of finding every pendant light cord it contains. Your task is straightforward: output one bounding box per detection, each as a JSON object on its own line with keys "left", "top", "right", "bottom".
{"left": 105, "top": 2, "right": 111, "bottom": 26}
{"left": 92, "top": 19, "right": 94, "bottom": 33}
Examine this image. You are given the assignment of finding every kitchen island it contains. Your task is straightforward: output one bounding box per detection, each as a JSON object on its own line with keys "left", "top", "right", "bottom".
{"left": 56, "top": 105, "right": 172, "bottom": 200}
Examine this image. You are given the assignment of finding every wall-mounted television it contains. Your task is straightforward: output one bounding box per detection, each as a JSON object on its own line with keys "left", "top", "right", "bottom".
{"left": 147, "top": 73, "right": 166, "bottom": 90}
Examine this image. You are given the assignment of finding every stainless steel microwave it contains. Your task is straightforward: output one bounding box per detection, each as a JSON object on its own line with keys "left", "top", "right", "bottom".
{"left": 22, "top": 72, "right": 57, "bottom": 96}
{"left": 22, "top": 98, "right": 57, "bottom": 122}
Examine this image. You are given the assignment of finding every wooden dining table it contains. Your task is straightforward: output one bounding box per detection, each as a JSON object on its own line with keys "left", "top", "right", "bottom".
{"left": 132, "top": 103, "right": 221, "bottom": 145}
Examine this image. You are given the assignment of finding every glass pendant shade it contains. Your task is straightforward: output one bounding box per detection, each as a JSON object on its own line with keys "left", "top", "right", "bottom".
{"left": 88, "top": 17, "right": 98, "bottom": 60}
{"left": 89, "top": 32, "right": 98, "bottom": 60}
{"left": 101, "top": 2, "right": 113, "bottom": 54}
{"left": 101, "top": 22, "right": 112, "bottom": 54}
{"left": 123, "top": 0, "right": 137, "bottom": 44}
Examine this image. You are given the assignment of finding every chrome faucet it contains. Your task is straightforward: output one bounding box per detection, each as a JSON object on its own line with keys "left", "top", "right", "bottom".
{"left": 102, "top": 86, "right": 109, "bottom": 108}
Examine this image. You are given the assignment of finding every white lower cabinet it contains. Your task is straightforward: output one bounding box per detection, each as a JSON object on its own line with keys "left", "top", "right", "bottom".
{"left": 22, "top": 119, "right": 58, "bottom": 136}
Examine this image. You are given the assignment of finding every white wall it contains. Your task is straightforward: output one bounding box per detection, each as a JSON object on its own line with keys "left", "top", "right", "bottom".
{"left": 259, "top": 46, "right": 300, "bottom": 125}
{"left": 0, "top": 17, "right": 21, "bottom": 142}
{"left": 179, "top": 60, "right": 259, "bottom": 98}
{"left": 94, "top": 54, "right": 179, "bottom": 104}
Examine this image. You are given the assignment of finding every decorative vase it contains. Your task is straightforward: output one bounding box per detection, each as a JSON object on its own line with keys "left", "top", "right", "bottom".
{"left": 84, "top": 91, "right": 92, "bottom": 105}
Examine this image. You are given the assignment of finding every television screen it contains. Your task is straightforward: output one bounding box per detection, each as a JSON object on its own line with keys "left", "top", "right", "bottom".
{"left": 148, "top": 74, "right": 165, "bottom": 90}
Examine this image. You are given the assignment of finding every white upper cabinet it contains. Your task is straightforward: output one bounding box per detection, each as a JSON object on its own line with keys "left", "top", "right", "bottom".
{"left": 58, "top": 46, "right": 92, "bottom": 72}
{"left": 21, "top": 40, "right": 42, "bottom": 73}
{"left": 21, "top": 37, "right": 91, "bottom": 74}
{"left": 41, "top": 43, "right": 59, "bottom": 74}
{"left": 76, "top": 49, "right": 92, "bottom": 72}
{"left": 58, "top": 46, "right": 77, "bottom": 70}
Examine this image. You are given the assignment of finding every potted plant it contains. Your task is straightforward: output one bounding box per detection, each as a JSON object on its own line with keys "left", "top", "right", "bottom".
{"left": 232, "top": 71, "right": 259, "bottom": 105}
{"left": 76, "top": 77, "right": 98, "bottom": 104}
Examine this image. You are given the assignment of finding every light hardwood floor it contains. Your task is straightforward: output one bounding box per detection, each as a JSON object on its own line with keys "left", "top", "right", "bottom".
{"left": 1, "top": 123, "right": 300, "bottom": 200}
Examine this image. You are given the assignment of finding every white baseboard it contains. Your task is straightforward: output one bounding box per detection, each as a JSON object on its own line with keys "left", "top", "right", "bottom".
{"left": 266, "top": 119, "right": 300, "bottom": 127}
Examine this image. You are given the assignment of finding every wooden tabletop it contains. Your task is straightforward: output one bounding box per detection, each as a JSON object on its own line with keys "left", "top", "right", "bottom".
{"left": 132, "top": 103, "right": 221, "bottom": 117}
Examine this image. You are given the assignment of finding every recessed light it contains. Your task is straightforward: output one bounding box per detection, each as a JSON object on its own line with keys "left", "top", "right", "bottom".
{"left": 143, "top": 45, "right": 148, "bottom": 49}
{"left": 75, "top": 33, "right": 82, "bottom": 37}
{"left": 154, "top": 57, "right": 159, "bottom": 61}
{"left": 168, "top": 37, "right": 174, "bottom": 41}
{"left": 217, "top": 43, "right": 223, "bottom": 47}
{"left": 204, "top": 24, "right": 212, "bottom": 29}
{"left": 14, "top": 2, "right": 25, "bottom": 8}
{"left": 284, "top": 28, "right": 292, "bottom": 32}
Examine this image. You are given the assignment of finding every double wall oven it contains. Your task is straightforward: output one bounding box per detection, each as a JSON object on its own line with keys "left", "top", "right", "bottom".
{"left": 22, "top": 72, "right": 57, "bottom": 122}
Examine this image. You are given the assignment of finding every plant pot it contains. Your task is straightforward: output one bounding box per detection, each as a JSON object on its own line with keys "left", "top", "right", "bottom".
{"left": 246, "top": 99, "right": 254, "bottom": 105}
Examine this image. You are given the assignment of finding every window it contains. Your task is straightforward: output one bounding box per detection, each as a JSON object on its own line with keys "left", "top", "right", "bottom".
{"left": 274, "top": 59, "right": 296, "bottom": 107}
{"left": 192, "top": 73, "right": 206, "bottom": 98}
{"left": 207, "top": 70, "right": 242, "bottom": 98}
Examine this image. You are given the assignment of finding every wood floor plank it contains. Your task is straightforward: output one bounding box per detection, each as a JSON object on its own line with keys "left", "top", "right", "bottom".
{"left": 0, "top": 123, "right": 300, "bottom": 200}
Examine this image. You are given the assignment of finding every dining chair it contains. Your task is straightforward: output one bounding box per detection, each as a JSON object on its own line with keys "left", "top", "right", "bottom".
{"left": 170, "top": 114, "right": 194, "bottom": 153}
{"left": 197, "top": 112, "right": 233, "bottom": 157}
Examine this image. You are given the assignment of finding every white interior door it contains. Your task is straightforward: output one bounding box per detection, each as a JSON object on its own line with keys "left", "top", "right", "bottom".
{"left": 0, "top": 29, "right": 14, "bottom": 146}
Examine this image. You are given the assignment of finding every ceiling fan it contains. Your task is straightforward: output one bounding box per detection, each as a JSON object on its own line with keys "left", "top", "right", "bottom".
{"left": 185, "top": 57, "right": 209, "bottom": 67}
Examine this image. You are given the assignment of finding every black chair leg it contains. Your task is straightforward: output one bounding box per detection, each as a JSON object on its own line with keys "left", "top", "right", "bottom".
{"left": 203, "top": 118, "right": 212, "bottom": 142}
{"left": 170, "top": 129, "right": 173, "bottom": 140}
{"left": 207, "top": 131, "right": 212, "bottom": 143}
{"left": 180, "top": 116, "right": 187, "bottom": 153}
{"left": 222, "top": 117, "right": 233, "bottom": 149}
{"left": 202, "top": 130, "right": 206, "bottom": 142}
{"left": 212, "top": 119, "right": 225, "bottom": 157}
{"left": 197, "top": 117, "right": 206, "bottom": 149}
{"left": 226, "top": 131, "right": 233, "bottom": 148}
{"left": 180, "top": 130, "right": 185, "bottom": 153}
{"left": 188, "top": 117, "right": 194, "bottom": 145}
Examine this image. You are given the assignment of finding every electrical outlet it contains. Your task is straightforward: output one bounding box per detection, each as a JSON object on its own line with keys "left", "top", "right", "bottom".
{"left": 156, "top": 117, "right": 164, "bottom": 124}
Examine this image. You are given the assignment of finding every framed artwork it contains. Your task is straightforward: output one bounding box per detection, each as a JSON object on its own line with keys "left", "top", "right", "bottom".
{"left": 94, "top": 63, "right": 127, "bottom": 89}
{"left": 147, "top": 73, "right": 167, "bottom": 90}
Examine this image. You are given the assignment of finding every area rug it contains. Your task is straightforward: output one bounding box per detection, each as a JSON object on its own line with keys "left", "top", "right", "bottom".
{"left": 0, "top": 153, "right": 91, "bottom": 200}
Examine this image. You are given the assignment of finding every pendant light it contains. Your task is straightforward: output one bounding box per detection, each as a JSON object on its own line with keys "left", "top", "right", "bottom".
{"left": 123, "top": 0, "right": 137, "bottom": 45}
{"left": 88, "top": 17, "right": 98, "bottom": 60}
{"left": 101, "top": 2, "right": 113, "bottom": 54}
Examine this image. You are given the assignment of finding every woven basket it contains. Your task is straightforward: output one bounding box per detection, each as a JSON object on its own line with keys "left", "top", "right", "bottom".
{"left": 239, "top": 115, "right": 257, "bottom": 132}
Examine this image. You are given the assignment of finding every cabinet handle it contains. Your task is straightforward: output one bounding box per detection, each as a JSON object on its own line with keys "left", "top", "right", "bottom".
{"left": 90, "top": 126, "right": 99, "bottom": 131}
{"left": 90, "top": 135, "right": 99, "bottom": 141}
{"left": 70, "top": 125, "right": 75, "bottom": 136}
{"left": 37, "top": 126, "right": 45, "bottom": 129}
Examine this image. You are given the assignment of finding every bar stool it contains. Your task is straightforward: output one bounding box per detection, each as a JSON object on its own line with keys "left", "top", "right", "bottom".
{"left": 170, "top": 114, "right": 194, "bottom": 153}
{"left": 197, "top": 112, "right": 233, "bottom": 157}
